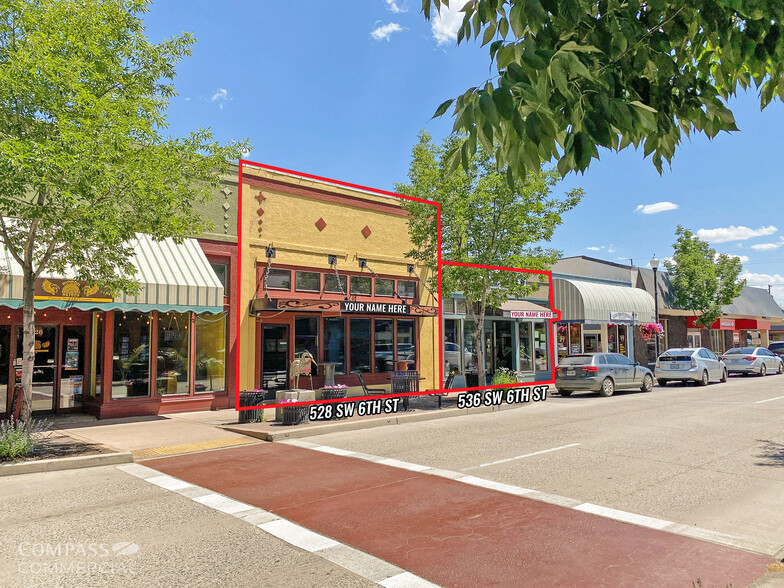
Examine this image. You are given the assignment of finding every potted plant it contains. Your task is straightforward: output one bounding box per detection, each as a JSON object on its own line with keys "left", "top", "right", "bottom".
{"left": 321, "top": 383, "right": 348, "bottom": 400}
{"left": 640, "top": 323, "right": 664, "bottom": 340}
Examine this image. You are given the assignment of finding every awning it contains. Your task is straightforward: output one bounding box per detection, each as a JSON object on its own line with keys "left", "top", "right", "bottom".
{"left": 553, "top": 278, "right": 655, "bottom": 324}
{"left": 0, "top": 234, "right": 224, "bottom": 314}
{"left": 498, "top": 300, "right": 556, "bottom": 319}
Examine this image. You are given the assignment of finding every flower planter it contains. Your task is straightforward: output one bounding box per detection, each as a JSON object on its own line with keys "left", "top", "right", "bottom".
{"left": 281, "top": 405, "right": 307, "bottom": 426}
{"left": 322, "top": 386, "right": 348, "bottom": 420}
{"left": 238, "top": 390, "right": 265, "bottom": 424}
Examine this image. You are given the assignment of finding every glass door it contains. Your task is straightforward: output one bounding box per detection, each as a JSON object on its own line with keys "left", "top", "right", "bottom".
{"left": 0, "top": 326, "right": 9, "bottom": 415}
{"left": 15, "top": 325, "right": 58, "bottom": 413}
{"left": 60, "top": 326, "right": 85, "bottom": 410}
{"left": 260, "top": 324, "right": 289, "bottom": 399}
{"left": 494, "top": 321, "right": 514, "bottom": 372}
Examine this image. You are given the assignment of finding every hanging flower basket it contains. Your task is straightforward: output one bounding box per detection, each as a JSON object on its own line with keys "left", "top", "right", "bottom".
{"left": 640, "top": 323, "right": 664, "bottom": 340}
{"left": 280, "top": 398, "right": 307, "bottom": 426}
{"left": 321, "top": 384, "right": 348, "bottom": 401}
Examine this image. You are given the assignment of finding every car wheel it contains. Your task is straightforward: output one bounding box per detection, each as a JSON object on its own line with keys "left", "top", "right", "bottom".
{"left": 640, "top": 374, "right": 653, "bottom": 392}
{"left": 778, "top": 362, "right": 783, "bottom": 375}
{"left": 699, "top": 370, "right": 709, "bottom": 386}
{"left": 599, "top": 377, "right": 614, "bottom": 397}
{"left": 559, "top": 389, "right": 573, "bottom": 397}
{"left": 720, "top": 369, "right": 727, "bottom": 383}
{"left": 657, "top": 379, "right": 668, "bottom": 387}
{"left": 759, "top": 364, "right": 767, "bottom": 377}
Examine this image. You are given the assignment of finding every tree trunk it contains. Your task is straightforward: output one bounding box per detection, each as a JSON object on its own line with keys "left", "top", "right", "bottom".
{"left": 20, "top": 268, "right": 36, "bottom": 426}
{"left": 475, "top": 310, "right": 487, "bottom": 387}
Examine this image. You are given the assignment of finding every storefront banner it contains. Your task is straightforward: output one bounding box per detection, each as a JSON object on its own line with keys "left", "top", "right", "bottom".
{"left": 609, "top": 311, "right": 636, "bottom": 322}
{"left": 508, "top": 310, "right": 555, "bottom": 319}
{"left": 269, "top": 298, "right": 438, "bottom": 316}
{"left": 35, "top": 278, "right": 113, "bottom": 302}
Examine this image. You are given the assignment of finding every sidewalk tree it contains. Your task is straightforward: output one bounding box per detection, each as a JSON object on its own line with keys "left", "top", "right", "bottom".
{"left": 422, "top": 0, "right": 784, "bottom": 182}
{"left": 397, "top": 131, "right": 583, "bottom": 385}
{"left": 665, "top": 226, "right": 745, "bottom": 329}
{"left": 0, "top": 0, "right": 248, "bottom": 423}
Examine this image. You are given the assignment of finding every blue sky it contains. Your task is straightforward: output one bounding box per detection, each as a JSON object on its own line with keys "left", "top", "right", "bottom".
{"left": 142, "top": 1, "right": 784, "bottom": 305}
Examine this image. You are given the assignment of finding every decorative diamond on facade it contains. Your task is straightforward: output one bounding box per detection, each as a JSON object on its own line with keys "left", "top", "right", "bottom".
{"left": 222, "top": 202, "right": 231, "bottom": 211}
{"left": 256, "top": 192, "right": 265, "bottom": 203}
{"left": 361, "top": 225, "right": 371, "bottom": 239}
{"left": 221, "top": 187, "right": 232, "bottom": 197}
{"left": 315, "top": 218, "right": 327, "bottom": 232}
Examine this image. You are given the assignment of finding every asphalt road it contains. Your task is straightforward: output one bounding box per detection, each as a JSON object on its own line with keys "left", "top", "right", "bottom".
{"left": 299, "top": 373, "right": 784, "bottom": 553}
{"left": 0, "top": 465, "right": 376, "bottom": 588}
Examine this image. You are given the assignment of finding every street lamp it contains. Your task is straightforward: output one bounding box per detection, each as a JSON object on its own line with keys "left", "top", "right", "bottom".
{"left": 650, "top": 255, "right": 660, "bottom": 359}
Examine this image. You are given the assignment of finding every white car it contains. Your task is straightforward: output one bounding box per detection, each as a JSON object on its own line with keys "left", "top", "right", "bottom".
{"left": 655, "top": 347, "right": 727, "bottom": 386}
{"left": 721, "top": 347, "right": 784, "bottom": 376}
{"left": 444, "top": 342, "right": 475, "bottom": 372}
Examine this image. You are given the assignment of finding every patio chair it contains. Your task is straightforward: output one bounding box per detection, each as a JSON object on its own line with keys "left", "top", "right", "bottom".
{"left": 353, "top": 371, "right": 385, "bottom": 396}
{"left": 428, "top": 372, "right": 455, "bottom": 409}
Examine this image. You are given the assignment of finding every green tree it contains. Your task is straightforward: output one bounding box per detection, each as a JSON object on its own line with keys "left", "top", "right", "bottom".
{"left": 396, "top": 131, "right": 583, "bottom": 385}
{"left": 665, "top": 226, "right": 745, "bottom": 329}
{"left": 423, "top": 1, "right": 784, "bottom": 181}
{"left": 0, "top": 0, "right": 248, "bottom": 423}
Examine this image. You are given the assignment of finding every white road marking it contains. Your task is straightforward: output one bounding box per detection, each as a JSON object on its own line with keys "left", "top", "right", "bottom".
{"left": 378, "top": 458, "right": 431, "bottom": 472}
{"left": 312, "top": 445, "right": 356, "bottom": 456}
{"left": 456, "top": 476, "right": 532, "bottom": 496}
{"left": 259, "top": 519, "right": 340, "bottom": 552}
{"left": 574, "top": 503, "right": 672, "bottom": 530}
{"left": 144, "top": 474, "right": 193, "bottom": 491}
{"left": 192, "top": 493, "right": 255, "bottom": 515}
{"left": 755, "top": 395, "right": 784, "bottom": 404}
{"left": 463, "top": 443, "right": 581, "bottom": 470}
{"left": 380, "top": 571, "right": 440, "bottom": 588}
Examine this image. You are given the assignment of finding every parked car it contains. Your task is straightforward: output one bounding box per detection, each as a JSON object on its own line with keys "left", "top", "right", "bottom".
{"left": 721, "top": 347, "right": 784, "bottom": 376}
{"left": 769, "top": 341, "right": 784, "bottom": 359}
{"left": 655, "top": 347, "right": 727, "bottom": 386}
{"left": 555, "top": 353, "right": 654, "bottom": 397}
{"left": 444, "top": 342, "right": 476, "bottom": 372}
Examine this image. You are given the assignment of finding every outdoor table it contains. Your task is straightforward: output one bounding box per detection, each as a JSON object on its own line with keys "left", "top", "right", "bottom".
{"left": 321, "top": 362, "right": 341, "bottom": 387}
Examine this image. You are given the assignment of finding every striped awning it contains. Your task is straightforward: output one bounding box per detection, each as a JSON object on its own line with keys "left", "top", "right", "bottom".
{"left": 553, "top": 278, "right": 655, "bottom": 324}
{"left": 0, "top": 233, "right": 224, "bottom": 314}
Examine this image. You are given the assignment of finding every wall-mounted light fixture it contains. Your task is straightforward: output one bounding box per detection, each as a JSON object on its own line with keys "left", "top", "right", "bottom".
{"left": 265, "top": 247, "right": 276, "bottom": 259}
{"left": 358, "top": 258, "right": 368, "bottom": 269}
{"left": 407, "top": 264, "right": 414, "bottom": 274}
{"left": 328, "top": 254, "right": 337, "bottom": 266}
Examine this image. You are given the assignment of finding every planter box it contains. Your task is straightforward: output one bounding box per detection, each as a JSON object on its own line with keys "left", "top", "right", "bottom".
{"left": 281, "top": 405, "right": 307, "bottom": 426}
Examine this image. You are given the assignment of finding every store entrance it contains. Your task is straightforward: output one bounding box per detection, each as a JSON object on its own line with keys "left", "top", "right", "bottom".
{"left": 483, "top": 321, "right": 514, "bottom": 378}
{"left": 15, "top": 325, "right": 58, "bottom": 413}
{"left": 260, "top": 324, "right": 289, "bottom": 399}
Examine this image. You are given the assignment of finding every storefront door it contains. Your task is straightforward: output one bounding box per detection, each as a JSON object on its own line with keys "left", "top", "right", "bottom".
{"left": 0, "top": 326, "right": 9, "bottom": 415}
{"left": 59, "top": 326, "right": 85, "bottom": 410}
{"left": 260, "top": 324, "right": 289, "bottom": 398}
{"left": 15, "top": 325, "right": 58, "bottom": 413}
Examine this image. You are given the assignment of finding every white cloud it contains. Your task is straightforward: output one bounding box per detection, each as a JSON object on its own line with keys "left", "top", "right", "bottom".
{"left": 607, "top": 245, "right": 616, "bottom": 254}
{"left": 211, "top": 88, "right": 228, "bottom": 102}
{"left": 586, "top": 246, "right": 602, "bottom": 251}
{"left": 634, "top": 201, "right": 679, "bottom": 215}
{"left": 371, "top": 22, "right": 404, "bottom": 41}
{"left": 750, "top": 238, "right": 784, "bottom": 251}
{"left": 431, "top": 1, "right": 468, "bottom": 45}
{"left": 696, "top": 225, "right": 777, "bottom": 243}
{"left": 384, "top": 0, "right": 407, "bottom": 13}
{"left": 740, "top": 271, "right": 784, "bottom": 306}
{"left": 715, "top": 253, "right": 749, "bottom": 263}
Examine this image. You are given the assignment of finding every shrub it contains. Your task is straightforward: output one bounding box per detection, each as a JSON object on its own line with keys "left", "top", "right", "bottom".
{"left": 0, "top": 417, "right": 49, "bottom": 460}
{"left": 491, "top": 368, "right": 523, "bottom": 386}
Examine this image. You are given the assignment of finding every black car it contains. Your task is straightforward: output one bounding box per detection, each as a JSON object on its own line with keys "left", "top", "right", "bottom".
{"left": 769, "top": 341, "right": 784, "bottom": 359}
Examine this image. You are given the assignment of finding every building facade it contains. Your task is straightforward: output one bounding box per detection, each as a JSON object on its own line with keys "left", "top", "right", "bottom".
{"left": 237, "top": 164, "right": 440, "bottom": 399}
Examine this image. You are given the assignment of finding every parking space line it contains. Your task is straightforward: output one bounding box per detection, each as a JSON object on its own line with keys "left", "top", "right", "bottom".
{"left": 755, "top": 395, "right": 784, "bottom": 404}
{"left": 462, "top": 443, "right": 581, "bottom": 471}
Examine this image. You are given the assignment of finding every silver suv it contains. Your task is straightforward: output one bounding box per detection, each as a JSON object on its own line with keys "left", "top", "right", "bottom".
{"left": 655, "top": 347, "right": 727, "bottom": 386}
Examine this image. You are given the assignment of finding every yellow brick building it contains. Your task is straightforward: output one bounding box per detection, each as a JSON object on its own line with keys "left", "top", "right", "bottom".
{"left": 237, "top": 163, "right": 440, "bottom": 399}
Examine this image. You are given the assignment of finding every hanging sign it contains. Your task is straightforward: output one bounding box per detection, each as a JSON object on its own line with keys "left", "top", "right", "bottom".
{"left": 268, "top": 299, "right": 438, "bottom": 317}
{"left": 609, "top": 311, "right": 636, "bottom": 322}
{"left": 508, "top": 310, "right": 555, "bottom": 319}
{"left": 35, "top": 278, "right": 112, "bottom": 302}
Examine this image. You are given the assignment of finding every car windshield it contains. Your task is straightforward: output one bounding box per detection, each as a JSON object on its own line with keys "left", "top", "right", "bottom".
{"left": 724, "top": 347, "right": 756, "bottom": 355}
{"left": 559, "top": 355, "right": 594, "bottom": 366}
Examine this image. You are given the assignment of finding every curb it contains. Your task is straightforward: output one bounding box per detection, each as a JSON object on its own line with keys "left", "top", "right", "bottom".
{"left": 0, "top": 451, "right": 133, "bottom": 476}
{"left": 222, "top": 397, "right": 540, "bottom": 442}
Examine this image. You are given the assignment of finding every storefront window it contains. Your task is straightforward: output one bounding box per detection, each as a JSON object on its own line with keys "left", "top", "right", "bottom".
{"left": 397, "top": 319, "right": 416, "bottom": 369}
{"left": 618, "top": 325, "right": 628, "bottom": 356}
{"left": 444, "top": 319, "right": 462, "bottom": 372}
{"left": 375, "top": 278, "right": 394, "bottom": 297}
{"left": 398, "top": 280, "right": 417, "bottom": 299}
{"left": 350, "top": 318, "right": 371, "bottom": 373}
{"left": 375, "top": 319, "right": 394, "bottom": 372}
{"left": 324, "top": 274, "right": 347, "bottom": 294}
{"left": 456, "top": 298, "right": 467, "bottom": 315}
{"left": 519, "top": 322, "right": 532, "bottom": 372}
{"left": 112, "top": 311, "right": 151, "bottom": 399}
{"left": 351, "top": 276, "right": 371, "bottom": 295}
{"left": 710, "top": 329, "right": 723, "bottom": 354}
{"left": 294, "top": 317, "right": 319, "bottom": 377}
{"left": 195, "top": 312, "right": 226, "bottom": 393}
{"left": 324, "top": 317, "right": 346, "bottom": 374}
{"left": 295, "top": 271, "right": 320, "bottom": 292}
{"left": 556, "top": 323, "right": 568, "bottom": 362}
{"left": 210, "top": 262, "right": 229, "bottom": 297}
{"left": 266, "top": 269, "right": 291, "bottom": 290}
{"left": 0, "top": 325, "right": 9, "bottom": 413}
{"left": 607, "top": 324, "right": 618, "bottom": 353}
{"left": 569, "top": 324, "right": 581, "bottom": 355}
{"left": 534, "top": 322, "right": 548, "bottom": 371}
{"left": 463, "top": 320, "right": 477, "bottom": 370}
{"left": 157, "top": 311, "right": 190, "bottom": 395}
{"left": 494, "top": 321, "right": 514, "bottom": 371}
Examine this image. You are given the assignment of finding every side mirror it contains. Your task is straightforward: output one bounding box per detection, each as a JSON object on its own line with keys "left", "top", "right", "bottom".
{"left": 634, "top": 362, "right": 640, "bottom": 366}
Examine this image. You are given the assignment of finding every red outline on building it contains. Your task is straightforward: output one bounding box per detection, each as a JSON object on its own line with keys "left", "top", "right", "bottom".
{"left": 236, "top": 160, "right": 559, "bottom": 410}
